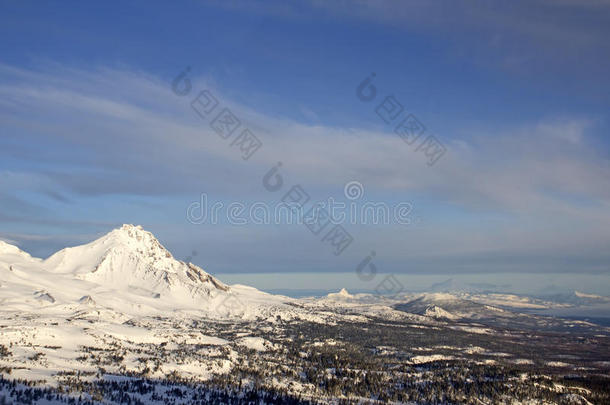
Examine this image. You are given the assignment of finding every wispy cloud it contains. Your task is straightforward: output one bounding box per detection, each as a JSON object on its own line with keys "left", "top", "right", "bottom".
{"left": 1, "top": 63, "right": 608, "bottom": 273}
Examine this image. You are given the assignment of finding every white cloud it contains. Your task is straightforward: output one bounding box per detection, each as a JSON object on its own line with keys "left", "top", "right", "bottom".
{"left": 2, "top": 63, "right": 608, "bottom": 211}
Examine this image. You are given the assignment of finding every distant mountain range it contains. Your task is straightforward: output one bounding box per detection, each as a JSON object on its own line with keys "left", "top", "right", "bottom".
{"left": 2, "top": 225, "right": 607, "bottom": 323}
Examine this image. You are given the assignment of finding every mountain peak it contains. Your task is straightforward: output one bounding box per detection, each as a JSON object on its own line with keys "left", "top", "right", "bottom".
{"left": 115, "top": 224, "right": 145, "bottom": 236}
{"left": 326, "top": 288, "right": 354, "bottom": 300}
{"left": 85, "top": 224, "right": 177, "bottom": 265}
{"left": 43, "top": 224, "right": 229, "bottom": 300}
{"left": 107, "top": 224, "right": 166, "bottom": 248}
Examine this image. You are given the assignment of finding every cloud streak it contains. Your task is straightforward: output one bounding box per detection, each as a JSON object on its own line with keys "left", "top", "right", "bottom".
{"left": 0, "top": 63, "right": 608, "bottom": 274}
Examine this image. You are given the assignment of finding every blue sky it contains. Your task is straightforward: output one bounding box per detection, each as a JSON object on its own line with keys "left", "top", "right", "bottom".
{"left": 1, "top": 1, "right": 609, "bottom": 293}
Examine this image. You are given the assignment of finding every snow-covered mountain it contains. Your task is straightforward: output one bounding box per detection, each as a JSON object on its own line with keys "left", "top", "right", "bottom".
{"left": 0, "top": 225, "right": 286, "bottom": 318}
{"left": 44, "top": 224, "right": 229, "bottom": 300}
{"left": 325, "top": 288, "right": 354, "bottom": 300}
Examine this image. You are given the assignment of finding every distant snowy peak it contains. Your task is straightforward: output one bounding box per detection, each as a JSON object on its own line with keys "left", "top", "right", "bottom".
{"left": 423, "top": 305, "right": 459, "bottom": 320}
{"left": 326, "top": 288, "right": 354, "bottom": 300}
{"left": 43, "top": 224, "right": 229, "bottom": 299}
